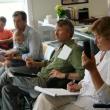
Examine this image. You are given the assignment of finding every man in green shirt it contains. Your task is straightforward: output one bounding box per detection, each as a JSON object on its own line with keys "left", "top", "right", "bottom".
{"left": 1, "top": 19, "right": 84, "bottom": 110}
{"left": 39, "top": 39, "right": 83, "bottom": 79}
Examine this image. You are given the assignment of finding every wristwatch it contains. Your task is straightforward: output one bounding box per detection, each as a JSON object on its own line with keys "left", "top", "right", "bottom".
{"left": 65, "top": 73, "right": 69, "bottom": 79}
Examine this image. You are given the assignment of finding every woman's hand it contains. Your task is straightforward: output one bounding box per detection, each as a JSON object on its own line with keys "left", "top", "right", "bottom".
{"left": 49, "top": 69, "right": 65, "bottom": 79}
{"left": 67, "top": 81, "right": 81, "bottom": 92}
{"left": 82, "top": 51, "right": 97, "bottom": 72}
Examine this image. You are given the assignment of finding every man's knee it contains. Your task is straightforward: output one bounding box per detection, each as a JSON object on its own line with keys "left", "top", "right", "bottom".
{"left": 37, "top": 94, "right": 56, "bottom": 106}
{"left": 37, "top": 93, "right": 46, "bottom": 102}
{"left": 33, "top": 94, "right": 53, "bottom": 110}
{"left": 2, "top": 85, "right": 11, "bottom": 95}
{"left": 0, "top": 66, "right": 5, "bottom": 75}
{"left": 0, "top": 71, "right": 11, "bottom": 86}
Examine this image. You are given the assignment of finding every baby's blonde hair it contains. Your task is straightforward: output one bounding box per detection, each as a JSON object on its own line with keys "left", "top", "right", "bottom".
{"left": 13, "top": 30, "right": 24, "bottom": 42}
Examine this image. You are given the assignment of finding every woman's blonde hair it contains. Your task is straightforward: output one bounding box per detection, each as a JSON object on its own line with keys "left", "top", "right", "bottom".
{"left": 91, "top": 16, "right": 110, "bottom": 40}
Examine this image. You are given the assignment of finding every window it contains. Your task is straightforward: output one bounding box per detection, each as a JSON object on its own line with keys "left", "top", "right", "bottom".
{"left": 0, "top": 0, "right": 27, "bottom": 29}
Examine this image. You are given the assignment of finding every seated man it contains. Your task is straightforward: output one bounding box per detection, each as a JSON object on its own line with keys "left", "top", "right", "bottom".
{"left": 33, "top": 16, "right": 110, "bottom": 110}
{"left": 0, "top": 16, "right": 13, "bottom": 50}
{"left": 1, "top": 19, "right": 84, "bottom": 110}
{"left": 0, "top": 11, "right": 43, "bottom": 75}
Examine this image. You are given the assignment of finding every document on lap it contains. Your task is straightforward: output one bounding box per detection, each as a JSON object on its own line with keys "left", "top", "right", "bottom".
{"left": 34, "top": 86, "right": 80, "bottom": 97}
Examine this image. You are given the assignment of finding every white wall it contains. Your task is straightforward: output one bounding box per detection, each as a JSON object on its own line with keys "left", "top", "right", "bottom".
{"left": 31, "top": 0, "right": 109, "bottom": 23}
{"left": 63, "top": 0, "right": 108, "bottom": 18}
{"left": 89, "top": 0, "right": 108, "bottom": 17}
{"left": 32, "top": 0, "right": 60, "bottom": 21}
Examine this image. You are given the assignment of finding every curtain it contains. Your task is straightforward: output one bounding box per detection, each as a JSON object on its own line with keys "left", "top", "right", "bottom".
{"left": 108, "top": 0, "right": 110, "bottom": 16}
{"left": 25, "top": 0, "right": 36, "bottom": 28}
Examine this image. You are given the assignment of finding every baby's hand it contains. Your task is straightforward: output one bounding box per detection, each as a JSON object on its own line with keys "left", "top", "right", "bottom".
{"left": 3, "top": 60, "right": 11, "bottom": 67}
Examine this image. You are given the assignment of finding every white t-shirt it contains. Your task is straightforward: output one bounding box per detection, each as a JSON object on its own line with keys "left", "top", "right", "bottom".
{"left": 80, "top": 50, "right": 110, "bottom": 103}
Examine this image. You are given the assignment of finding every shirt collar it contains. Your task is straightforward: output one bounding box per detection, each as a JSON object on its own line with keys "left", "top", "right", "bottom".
{"left": 23, "top": 25, "right": 30, "bottom": 35}
{"left": 63, "top": 39, "right": 74, "bottom": 46}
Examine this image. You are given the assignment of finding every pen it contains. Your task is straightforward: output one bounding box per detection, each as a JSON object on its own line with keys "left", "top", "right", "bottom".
{"left": 72, "top": 80, "right": 75, "bottom": 83}
{"left": 71, "top": 80, "right": 75, "bottom": 85}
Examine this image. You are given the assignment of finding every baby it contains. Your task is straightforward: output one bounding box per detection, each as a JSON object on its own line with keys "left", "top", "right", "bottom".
{"left": 3, "top": 31, "right": 28, "bottom": 67}
{"left": 13, "top": 30, "right": 28, "bottom": 54}
{"left": 0, "top": 31, "right": 29, "bottom": 67}
{"left": 14, "top": 31, "right": 24, "bottom": 44}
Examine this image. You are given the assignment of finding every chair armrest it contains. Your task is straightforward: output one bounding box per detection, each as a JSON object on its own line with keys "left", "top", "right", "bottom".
{"left": 93, "top": 103, "right": 110, "bottom": 108}
{"left": 11, "top": 72, "right": 37, "bottom": 78}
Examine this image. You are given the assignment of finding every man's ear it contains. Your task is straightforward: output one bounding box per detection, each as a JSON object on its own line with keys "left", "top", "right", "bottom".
{"left": 67, "top": 32, "right": 71, "bottom": 38}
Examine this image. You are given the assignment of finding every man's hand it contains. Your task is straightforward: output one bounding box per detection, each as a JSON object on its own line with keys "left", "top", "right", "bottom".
{"left": 26, "top": 58, "right": 36, "bottom": 68}
{"left": 49, "top": 69, "right": 65, "bottom": 79}
{"left": 26, "top": 58, "right": 40, "bottom": 68}
{"left": 67, "top": 81, "right": 81, "bottom": 92}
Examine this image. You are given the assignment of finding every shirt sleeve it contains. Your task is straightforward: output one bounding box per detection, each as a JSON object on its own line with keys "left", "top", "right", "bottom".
{"left": 22, "top": 30, "right": 44, "bottom": 61}
{"left": 96, "top": 83, "right": 110, "bottom": 103}
{"left": 69, "top": 45, "right": 84, "bottom": 79}
{"left": 7, "top": 30, "right": 13, "bottom": 38}
{"left": 96, "top": 60, "right": 110, "bottom": 103}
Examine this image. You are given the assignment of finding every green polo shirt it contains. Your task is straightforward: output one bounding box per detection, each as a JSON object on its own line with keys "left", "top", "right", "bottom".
{"left": 38, "top": 39, "right": 84, "bottom": 79}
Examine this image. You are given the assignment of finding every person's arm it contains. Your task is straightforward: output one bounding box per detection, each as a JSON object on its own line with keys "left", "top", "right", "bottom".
{"left": 96, "top": 83, "right": 110, "bottom": 103}
{"left": 26, "top": 59, "right": 47, "bottom": 68}
{"left": 88, "top": 68, "right": 104, "bottom": 90}
{"left": 4, "top": 49, "right": 18, "bottom": 60}
{"left": 82, "top": 51, "right": 104, "bottom": 90}
{"left": 22, "top": 30, "right": 43, "bottom": 61}
{"left": 0, "top": 37, "right": 13, "bottom": 44}
{"left": 67, "top": 72, "right": 83, "bottom": 80}
{"left": 4, "top": 37, "right": 21, "bottom": 60}
{"left": 82, "top": 51, "right": 110, "bottom": 103}
{"left": 49, "top": 69, "right": 82, "bottom": 81}
{"left": 0, "top": 30, "right": 13, "bottom": 44}
{"left": 70, "top": 46, "right": 85, "bottom": 80}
